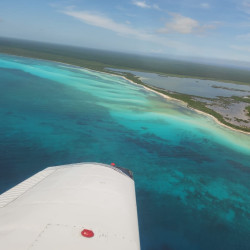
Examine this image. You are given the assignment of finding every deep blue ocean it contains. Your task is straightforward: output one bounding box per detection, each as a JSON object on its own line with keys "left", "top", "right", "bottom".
{"left": 0, "top": 54, "right": 250, "bottom": 250}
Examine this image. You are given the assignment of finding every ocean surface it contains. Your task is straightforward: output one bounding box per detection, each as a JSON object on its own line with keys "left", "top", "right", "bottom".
{"left": 0, "top": 54, "right": 250, "bottom": 250}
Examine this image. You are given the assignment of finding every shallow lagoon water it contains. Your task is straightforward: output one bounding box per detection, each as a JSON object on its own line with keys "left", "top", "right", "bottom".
{"left": 0, "top": 54, "right": 250, "bottom": 250}
{"left": 108, "top": 68, "right": 250, "bottom": 98}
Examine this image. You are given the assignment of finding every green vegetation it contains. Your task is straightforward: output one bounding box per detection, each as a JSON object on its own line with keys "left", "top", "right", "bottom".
{"left": 211, "top": 85, "right": 248, "bottom": 92}
{"left": 1, "top": 37, "right": 250, "bottom": 85}
{"left": 1, "top": 37, "right": 250, "bottom": 133}
{"left": 234, "top": 117, "right": 249, "bottom": 123}
{"left": 246, "top": 106, "right": 250, "bottom": 117}
{"left": 120, "top": 73, "right": 250, "bottom": 132}
{"left": 143, "top": 86, "right": 250, "bottom": 132}
{"left": 232, "top": 96, "right": 250, "bottom": 104}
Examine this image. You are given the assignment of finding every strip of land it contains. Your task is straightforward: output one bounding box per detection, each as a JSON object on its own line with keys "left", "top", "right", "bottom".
{"left": 0, "top": 37, "right": 250, "bottom": 133}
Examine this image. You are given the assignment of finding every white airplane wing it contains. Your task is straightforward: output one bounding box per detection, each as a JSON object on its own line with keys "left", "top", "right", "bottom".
{"left": 0, "top": 162, "right": 140, "bottom": 250}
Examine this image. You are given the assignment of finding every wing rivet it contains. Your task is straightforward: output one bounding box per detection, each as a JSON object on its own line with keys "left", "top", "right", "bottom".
{"left": 81, "top": 229, "right": 94, "bottom": 238}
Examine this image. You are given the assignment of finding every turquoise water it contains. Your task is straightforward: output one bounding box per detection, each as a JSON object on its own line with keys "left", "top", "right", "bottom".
{"left": 0, "top": 54, "right": 250, "bottom": 250}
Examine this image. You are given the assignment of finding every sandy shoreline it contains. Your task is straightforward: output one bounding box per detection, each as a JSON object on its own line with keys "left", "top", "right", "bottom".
{"left": 117, "top": 75, "right": 250, "bottom": 135}
{"left": 2, "top": 52, "right": 250, "bottom": 135}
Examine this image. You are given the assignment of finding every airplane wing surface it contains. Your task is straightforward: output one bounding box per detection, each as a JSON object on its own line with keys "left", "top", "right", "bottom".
{"left": 0, "top": 162, "right": 140, "bottom": 250}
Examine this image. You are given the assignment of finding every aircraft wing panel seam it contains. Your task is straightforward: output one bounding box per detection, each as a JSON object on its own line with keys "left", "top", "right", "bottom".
{"left": 0, "top": 168, "right": 56, "bottom": 208}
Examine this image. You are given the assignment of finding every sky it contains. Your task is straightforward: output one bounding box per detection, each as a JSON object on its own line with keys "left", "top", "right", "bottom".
{"left": 1, "top": 0, "right": 250, "bottom": 62}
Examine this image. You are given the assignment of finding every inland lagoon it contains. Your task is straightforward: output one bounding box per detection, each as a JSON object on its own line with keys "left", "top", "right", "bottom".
{"left": 0, "top": 54, "right": 250, "bottom": 250}
{"left": 107, "top": 68, "right": 250, "bottom": 98}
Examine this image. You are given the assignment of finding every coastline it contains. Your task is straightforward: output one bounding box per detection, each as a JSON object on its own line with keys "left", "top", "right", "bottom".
{"left": 116, "top": 75, "right": 250, "bottom": 136}
{"left": 1, "top": 52, "right": 250, "bottom": 135}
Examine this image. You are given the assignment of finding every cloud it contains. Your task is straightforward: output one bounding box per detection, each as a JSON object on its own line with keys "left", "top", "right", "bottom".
{"left": 49, "top": 3, "right": 59, "bottom": 8}
{"left": 62, "top": 9, "right": 152, "bottom": 40}
{"left": 240, "top": 0, "right": 250, "bottom": 14}
{"left": 132, "top": 1, "right": 150, "bottom": 8}
{"left": 60, "top": 9, "right": 194, "bottom": 51}
{"left": 132, "top": 1, "right": 160, "bottom": 10}
{"left": 158, "top": 13, "right": 216, "bottom": 34}
{"left": 237, "top": 33, "right": 250, "bottom": 40}
{"left": 230, "top": 45, "right": 250, "bottom": 53}
{"left": 149, "top": 48, "right": 164, "bottom": 54}
{"left": 200, "top": 3, "right": 210, "bottom": 9}
{"left": 242, "top": 0, "right": 250, "bottom": 7}
{"left": 152, "top": 4, "right": 160, "bottom": 10}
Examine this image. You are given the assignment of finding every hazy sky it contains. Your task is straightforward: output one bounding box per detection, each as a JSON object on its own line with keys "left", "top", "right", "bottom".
{"left": 1, "top": 0, "right": 250, "bottom": 61}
